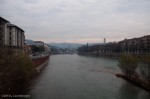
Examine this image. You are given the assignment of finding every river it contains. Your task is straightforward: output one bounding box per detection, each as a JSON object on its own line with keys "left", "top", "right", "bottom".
{"left": 29, "top": 54, "right": 150, "bottom": 99}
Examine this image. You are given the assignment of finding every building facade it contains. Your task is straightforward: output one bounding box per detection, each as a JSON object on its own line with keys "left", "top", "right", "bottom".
{"left": 6, "top": 24, "right": 25, "bottom": 49}
{"left": 119, "top": 35, "right": 150, "bottom": 54}
{"left": 0, "top": 17, "right": 25, "bottom": 49}
{"left": 78, "top": 35, "right": 150, "bottom": 55}
{"left": 35, "top": 41, "right": 44, "bottom": 47}
{"left": 0, "top": 17, "right": 9, "bottom": 46}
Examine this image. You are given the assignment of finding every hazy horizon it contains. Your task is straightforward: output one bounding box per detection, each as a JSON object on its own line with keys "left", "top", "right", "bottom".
{"left": 1, "top": 0, "right": 150, "bottom": 43}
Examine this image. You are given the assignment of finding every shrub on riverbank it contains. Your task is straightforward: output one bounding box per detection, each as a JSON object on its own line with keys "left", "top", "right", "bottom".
{"left": 118, "top": 54, "right": 138, "bottom": 77}
{"left": 0, "top": 49, "right": 34, "bottom": 94}
{"left": 117, "top": 54, "right": 150, "bottom": 91}
{"left": 140, "top": 56, "right": 150, "bottom": 86}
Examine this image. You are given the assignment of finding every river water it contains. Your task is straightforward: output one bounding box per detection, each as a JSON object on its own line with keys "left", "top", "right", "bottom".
{"left": 30, "top": 54, "right": 150, "bottom": 99}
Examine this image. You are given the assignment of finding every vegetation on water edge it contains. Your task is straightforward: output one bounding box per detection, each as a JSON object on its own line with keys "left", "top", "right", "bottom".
{"left": 118, "top": 54, "right": 150, "bottom": 90}
{"left": 140, "top": 56, "right": 150, "bottom": 85}
{"left": 118, "top": 54, "right": 138, "bottom": 77}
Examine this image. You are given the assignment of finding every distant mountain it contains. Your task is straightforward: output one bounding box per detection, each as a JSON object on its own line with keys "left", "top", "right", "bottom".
{"left": 47, "top": 43, "right": 83, "bottom": 49}
{"left": 25, "top": 39, "right": 35, "bottom": 45}
{"left": 25, "top": 40, "right": 102, "bottom": 48}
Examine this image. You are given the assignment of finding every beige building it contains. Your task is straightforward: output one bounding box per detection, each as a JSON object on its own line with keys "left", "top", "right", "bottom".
{"left": 6, "top": 24, "right": 25, "bottom": 49}
{"left": 0, "top": 16, "right": 25, "bottom": 50}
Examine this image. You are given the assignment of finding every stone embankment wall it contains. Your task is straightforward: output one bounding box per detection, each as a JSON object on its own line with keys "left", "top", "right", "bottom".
{"left": 32, "top": 55, "right": 50, "bottom": 68}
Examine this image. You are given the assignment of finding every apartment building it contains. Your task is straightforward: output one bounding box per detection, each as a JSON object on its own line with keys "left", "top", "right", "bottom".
{"left": 78, "top": 35, "right": 150, "bottom": 55}
{"left": 0, "top": 17, "right": 25, "bottom": 49}
{"left": 0, "top": 17, "right": 9, "bottom": 46}
{"left": 6, "top": 24, "right": 25, "bottom": 49}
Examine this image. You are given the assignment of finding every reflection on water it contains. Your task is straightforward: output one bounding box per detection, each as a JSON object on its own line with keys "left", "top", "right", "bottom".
{"left": 29, "top": 54, "right": 150, "bottom": 99}
{"left": 118, "top": 81, "right": 150, "bottom": 99}
{"left": 118, "top": 82, "right": 139, "bottom": 99}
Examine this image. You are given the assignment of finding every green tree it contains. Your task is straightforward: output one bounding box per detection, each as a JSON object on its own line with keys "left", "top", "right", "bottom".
{"left": 118, "top": 54, "right": 138, "bottom": 77}
{"left": 31, "top": 45, "right": 39, "bottom": 53}
{"left": 38, "top": 46, "right": 44, "bottom": 52}
{"left": 31, "top": 45, "right": 44, "bottom": 53}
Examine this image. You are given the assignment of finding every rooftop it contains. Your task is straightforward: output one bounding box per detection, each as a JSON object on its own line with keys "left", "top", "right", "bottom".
{"left": 7, "top": 23, "right": 24, "bottom": 32}
{"left": 0, "top": 16, "right": 10, "bottom": 23}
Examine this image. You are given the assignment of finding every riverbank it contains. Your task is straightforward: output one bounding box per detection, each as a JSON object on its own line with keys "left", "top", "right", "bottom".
{"left": 31, "top": 54, "right": 49, "bottom": 67}
{"left": 116, "top": 73, "right": 150, "bottom": 91}
{"left": 78, "top": 52, "right": 121, "bottom": 59}
{"left": 78, "top": 52, "right": 150, "bottom": 61}
{"left": 0, "top": 53, "right": 50, "bottom": 96}
{"left": 0, "top": 53, "right": 34, "bottom": 95}
{"left": 30, "top": 54, "right": 50, "bottom": 77}
{"left": 26, "top": 54, "right": 50, "bottom": 95}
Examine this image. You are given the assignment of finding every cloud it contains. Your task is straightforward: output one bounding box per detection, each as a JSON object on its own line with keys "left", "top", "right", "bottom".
{"left": 1, "top": 0, "right": 150, "bottom": 43}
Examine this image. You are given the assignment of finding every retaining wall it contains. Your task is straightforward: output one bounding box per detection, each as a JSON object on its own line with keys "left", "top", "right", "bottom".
{"left": 32, "top": 55, "right": 50, "bottom": 68}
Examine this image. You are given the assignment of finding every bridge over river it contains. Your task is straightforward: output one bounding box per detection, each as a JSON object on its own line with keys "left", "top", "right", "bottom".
{"left": 29, "top": 54, "right": 150, "bottom": 99}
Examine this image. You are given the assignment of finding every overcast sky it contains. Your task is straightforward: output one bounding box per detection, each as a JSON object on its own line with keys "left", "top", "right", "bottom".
{"left": 0, "top": 0, "right": 150, "bottom": 43}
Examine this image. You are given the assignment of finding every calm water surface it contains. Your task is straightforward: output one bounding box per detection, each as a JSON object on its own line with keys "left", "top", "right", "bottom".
{"left": 30, "top": 54, "right": 150, "bottom": 99}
